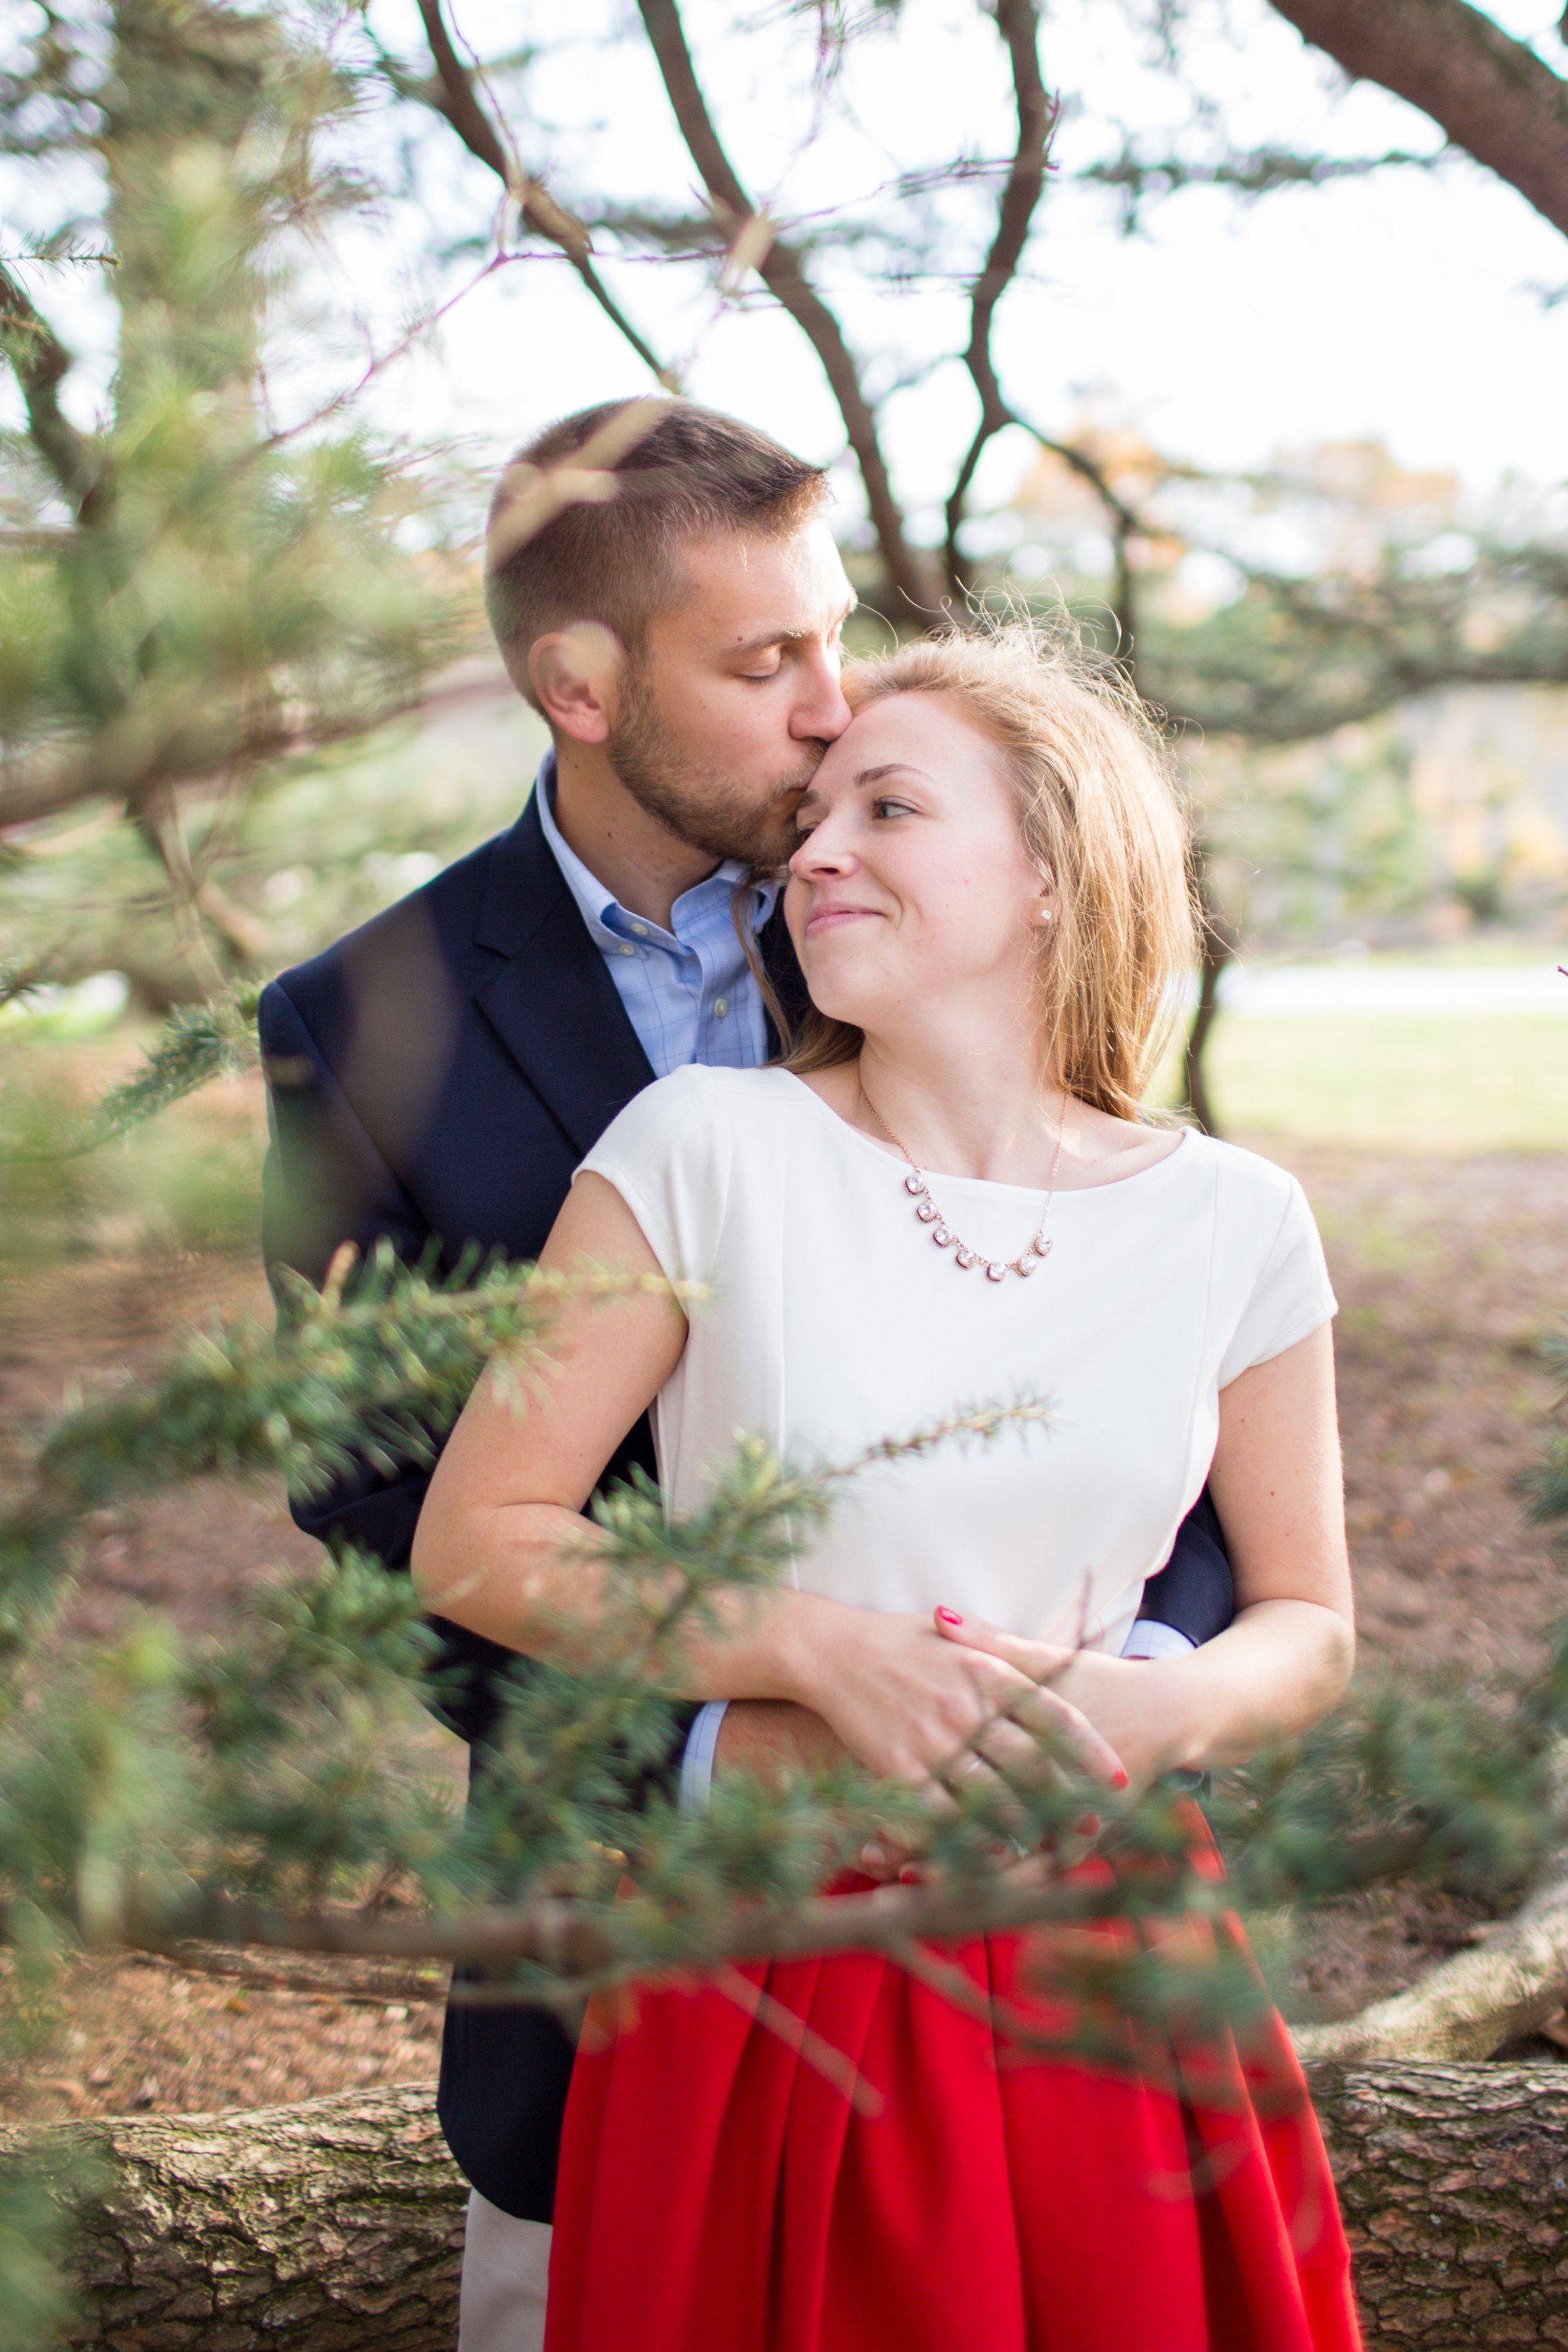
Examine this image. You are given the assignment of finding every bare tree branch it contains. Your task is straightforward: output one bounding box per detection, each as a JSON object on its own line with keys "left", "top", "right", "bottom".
{"left": 944, "top": 0, "right": 1055, "bottom": 604}
{"left": 413, "top": 0, "right": 681, "bottom": 390}
{"left": 931, "top": 0, "right": 1157, "bottom": 662}
{"left": 1268, "top": 0, "right": 1568, "bottom": 240}
{"left": 636, "top": 0, "right": 938, "bottom": 619}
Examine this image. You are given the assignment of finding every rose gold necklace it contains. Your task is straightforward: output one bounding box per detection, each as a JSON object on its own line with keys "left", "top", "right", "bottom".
{"left": 857, "top": 1080, "right": 1065, "bottom": 1284}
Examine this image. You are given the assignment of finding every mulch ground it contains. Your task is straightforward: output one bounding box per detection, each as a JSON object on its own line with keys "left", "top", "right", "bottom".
{"left": 0, "top": 1134, "right": 1564, "bottom": 2123}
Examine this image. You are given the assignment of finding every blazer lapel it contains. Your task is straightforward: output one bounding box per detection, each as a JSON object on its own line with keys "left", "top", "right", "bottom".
{"left": 473, "top": 797, "right": 655, "bottom": 1156}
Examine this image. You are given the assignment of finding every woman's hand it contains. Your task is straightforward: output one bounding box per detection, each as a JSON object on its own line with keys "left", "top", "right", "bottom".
{"left": 929, "top": 1327, "right": 1358, "bottom": 1790}
{"left": 932, "top": 1607, "right": 1196, "bottom": 1793}
{"left": 781, "top": 1597, "right": 1126, "bottom": 1793}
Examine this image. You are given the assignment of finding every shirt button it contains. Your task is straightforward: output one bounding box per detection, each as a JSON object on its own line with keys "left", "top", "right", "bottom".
{"left": 619, "top": 944, "right": 637, "bottom": 958}
{"left": 630, "top": 922, "right": 648, "bottom": 937}
{"left": 713, "top": 998, "right": 729, "bottom": 1018}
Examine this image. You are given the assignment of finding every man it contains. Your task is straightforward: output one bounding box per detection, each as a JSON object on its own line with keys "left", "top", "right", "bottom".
{"left": 259, "top": 398, "right": 1232, "bottom": 2351}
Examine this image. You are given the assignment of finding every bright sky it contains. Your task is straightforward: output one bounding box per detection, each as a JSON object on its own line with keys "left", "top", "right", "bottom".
{"left": 5, "top": 0, "right": 1567, "bottom": 531}
{"left": 350, "top": 0, "right": 1568, "bottom": 533}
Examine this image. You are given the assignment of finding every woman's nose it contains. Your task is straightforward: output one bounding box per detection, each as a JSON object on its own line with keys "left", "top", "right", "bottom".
{"left": 788, "top": 820, "right": 856, "bottom": 880}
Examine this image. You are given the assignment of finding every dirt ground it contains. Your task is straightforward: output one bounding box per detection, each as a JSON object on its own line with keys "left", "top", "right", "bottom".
{"left": 0, "top": 1134, "right": 1565, "bottom": 2125}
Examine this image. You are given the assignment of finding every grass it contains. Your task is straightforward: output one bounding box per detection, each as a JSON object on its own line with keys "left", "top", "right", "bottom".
{"left": 1163, "top": 1014, "right": 1568, "bottom": 1150}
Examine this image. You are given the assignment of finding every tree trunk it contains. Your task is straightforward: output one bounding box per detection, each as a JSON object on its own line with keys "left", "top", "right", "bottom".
{"left": 1309, "top": 2060, "right": 1568, "bottom": 2346}
{"left": 0, "top": 2085, "right": 466, "bottom": 2350}
{"left": 13, "top": 2066, "right": 1568, "bottom": 2347}
{"left": 1182, "top": 851, "right": 1236, "bottom": 1136}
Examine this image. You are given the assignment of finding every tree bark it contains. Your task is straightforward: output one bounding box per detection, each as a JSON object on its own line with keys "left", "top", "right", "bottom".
{"left": 0, "top": 2085, "right": 466, "bottom": 2350}
{"left": 1267, "top": 0, "right": 1568, "bottom": 241}
{"left": 1310, "top": 2060, "right": 1568, "bottom": 2346}
{"left": 13, "top": 2067, "right": 1568, "bottom": 2346}
{"left": 1181, "top": 852, "right": 1236, "bottom": 1136}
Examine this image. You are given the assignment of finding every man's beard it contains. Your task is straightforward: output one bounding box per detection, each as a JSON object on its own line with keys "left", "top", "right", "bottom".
{"left": 606, "top": 668, "right": 823, "bottom": 870}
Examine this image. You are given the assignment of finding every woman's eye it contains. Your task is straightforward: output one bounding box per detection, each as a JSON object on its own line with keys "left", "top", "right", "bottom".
{"left": 871, "top": 797, "right": 915, "bottom": 820}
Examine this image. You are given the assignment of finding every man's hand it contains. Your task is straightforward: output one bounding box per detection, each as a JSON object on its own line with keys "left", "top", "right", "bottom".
{"left": 713, "top": 1699, "right": 847, "bottom": 1788}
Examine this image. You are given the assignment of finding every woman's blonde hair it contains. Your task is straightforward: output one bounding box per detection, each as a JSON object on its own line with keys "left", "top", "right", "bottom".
{"left": 778, "top": 621, "right": 1196, "bottom": 1122}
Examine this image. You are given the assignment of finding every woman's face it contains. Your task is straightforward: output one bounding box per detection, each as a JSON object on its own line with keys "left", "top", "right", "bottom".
{"left": 786, "top": 691, "right": 1045, "bottom": 1040}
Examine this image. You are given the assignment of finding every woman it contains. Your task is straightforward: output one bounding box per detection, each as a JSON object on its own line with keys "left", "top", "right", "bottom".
{"left": 413, "top": 627, "right": 1361, "bottom": 2352}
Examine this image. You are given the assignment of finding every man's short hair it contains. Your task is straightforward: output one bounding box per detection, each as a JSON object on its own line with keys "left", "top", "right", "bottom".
{"left": 485, "top": 399, "right": 829, "bottom": 706}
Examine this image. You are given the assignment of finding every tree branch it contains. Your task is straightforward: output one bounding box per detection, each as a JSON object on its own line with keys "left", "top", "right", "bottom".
{"left": 636, "top": 0, "right": 938, "bottom": 619}
{"left": 1268, "top": 0, "right": 1568, "bottom": 240}
{"left": 944, "top": 0, "right": 1055, "bottom": 604}
{"left": 0, "top": 679, "right": 448, "bottom": 834}
{"left": 1076, "top": 141, "right": 1440, "bottom": 226}
{"left": 0, "top": 1864, "right": 1187, "bottom": 1997}
{"left": 1295, "top": 1831, "right": 1568, "bottom": 2066}
{"left": 0, "top": 260, "right": 103, "bottom": 521}
{"left": 413, "top": 0, "right": 681, "bottom": 390}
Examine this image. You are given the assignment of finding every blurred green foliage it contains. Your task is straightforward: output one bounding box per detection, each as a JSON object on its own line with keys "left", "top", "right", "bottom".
{"left": 1, "top": 0, "right": 482, "bottom": 1010}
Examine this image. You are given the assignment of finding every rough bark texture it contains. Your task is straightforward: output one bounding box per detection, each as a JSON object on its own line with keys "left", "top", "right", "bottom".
{"left": 1311, "top": 2061, "right": 1568, "bottom": 2346}
{"left": 0, "top": 2086, "right": 466, "bottom": 2350}
{"left": 14, "top": 2067, "right": 1568, "bottom": 2346}
{"left": 1269, "top": 0, "right": 1568, "bottom": 241}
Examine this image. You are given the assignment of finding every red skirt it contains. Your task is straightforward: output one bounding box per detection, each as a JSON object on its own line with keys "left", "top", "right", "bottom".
{"left": 545, "top": 1827, "right": 1361, "bottom": 2352}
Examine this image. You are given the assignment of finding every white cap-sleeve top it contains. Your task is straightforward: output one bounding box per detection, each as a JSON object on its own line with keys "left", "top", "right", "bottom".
{"left": 579, "top": 1065, "right": 1336, "bottom": 1655}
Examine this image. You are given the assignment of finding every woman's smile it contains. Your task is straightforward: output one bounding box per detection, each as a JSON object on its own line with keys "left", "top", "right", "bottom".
{"left": 801, "top": 898, "right": 883, "bottom": 938}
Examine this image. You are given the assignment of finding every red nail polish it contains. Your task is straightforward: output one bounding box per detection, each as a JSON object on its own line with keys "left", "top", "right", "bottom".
{"left": 1111, "top": 1768, "right": 1129, "bottom": 1790}
{"left": 936, "top": 1606, "right": 964, "bottom": 1626}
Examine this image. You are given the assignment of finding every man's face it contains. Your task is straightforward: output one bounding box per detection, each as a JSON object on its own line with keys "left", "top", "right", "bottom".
{"left": 606, "top": 518, "right": 856, "bottom": 869}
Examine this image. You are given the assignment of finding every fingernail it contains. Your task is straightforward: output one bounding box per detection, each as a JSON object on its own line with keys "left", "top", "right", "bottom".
{"left": 936, "top": 1606, "right": 964, "bottom": 1626}
{"left": 1111, "top": 1768, "right": 1129, "bottom": 1790}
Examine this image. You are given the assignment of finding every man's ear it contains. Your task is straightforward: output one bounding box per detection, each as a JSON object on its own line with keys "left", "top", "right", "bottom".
{"left": 528, "top": 623, "right": 624, "bottom": 746}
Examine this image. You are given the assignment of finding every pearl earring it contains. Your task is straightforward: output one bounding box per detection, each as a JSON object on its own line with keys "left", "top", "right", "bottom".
{"left": 1036, "top": 906, "right": 1054, "bottom": 924}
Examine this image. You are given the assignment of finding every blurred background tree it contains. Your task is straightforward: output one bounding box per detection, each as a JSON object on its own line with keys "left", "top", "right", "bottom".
{"left": 0, "top": 0, "right": 475, "bottom": 1011}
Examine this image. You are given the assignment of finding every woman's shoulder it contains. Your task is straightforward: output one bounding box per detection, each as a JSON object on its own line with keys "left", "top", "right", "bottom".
{"left": 584, "top": 1064, "right": 804, "bottom": 1167}
{"left": 614, "top": 1062, "right": 802, "bottom": 1123}
{"left": 1177, "top": 1128, "right": 1316, "bottom": 1245}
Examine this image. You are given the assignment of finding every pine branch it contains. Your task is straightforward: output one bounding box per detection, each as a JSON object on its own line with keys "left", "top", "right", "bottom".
{"left": 0, "top": 982, "right": 267, "bottom": 1163}
{"left": 1077, "top": 141, "right": 1441, "bottom": 226}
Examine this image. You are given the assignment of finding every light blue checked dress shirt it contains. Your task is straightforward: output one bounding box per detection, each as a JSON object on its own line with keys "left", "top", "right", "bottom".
{"left": 536, "top": 749, "right": 780, "bottom": 1810}
{"left": 535, "top": 750, "right": 779, "bottom": 1080}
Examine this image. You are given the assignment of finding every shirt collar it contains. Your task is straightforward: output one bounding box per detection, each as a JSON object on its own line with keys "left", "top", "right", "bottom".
{"left": 532, "top": 747, "right": 779, "bottom": 949}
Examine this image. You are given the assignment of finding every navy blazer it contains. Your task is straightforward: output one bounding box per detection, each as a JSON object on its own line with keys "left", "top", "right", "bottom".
{"left": 260, "top": 789, "right": 1232, "bottom": 2221}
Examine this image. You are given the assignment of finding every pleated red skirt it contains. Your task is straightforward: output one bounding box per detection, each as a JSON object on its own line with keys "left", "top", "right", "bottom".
{"left": 545, "top": 1828, "right": 1361, "bottom": 2352}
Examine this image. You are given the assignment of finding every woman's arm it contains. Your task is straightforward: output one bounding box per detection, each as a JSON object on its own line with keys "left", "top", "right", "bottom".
{"left": 412, "top": 1171, "right": 688, "bottom": 1656}
{"left": 932, "top": 1323, "right": 1354, "bottom": 1790}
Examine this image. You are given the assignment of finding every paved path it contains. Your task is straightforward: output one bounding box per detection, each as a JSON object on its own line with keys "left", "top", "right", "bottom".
{"left": 1218, "top": 964, "right": 1568, "bottom": 1015}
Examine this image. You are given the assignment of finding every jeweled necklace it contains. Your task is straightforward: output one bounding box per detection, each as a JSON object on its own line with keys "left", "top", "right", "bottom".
{"left": 857, "top": 1080, "right": 1066, "bottom": 1284}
